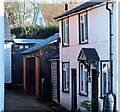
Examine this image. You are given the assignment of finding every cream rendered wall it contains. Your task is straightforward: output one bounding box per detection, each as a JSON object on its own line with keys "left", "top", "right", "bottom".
{"left": 59, "top": 3, "right": 118, "bottom": 111}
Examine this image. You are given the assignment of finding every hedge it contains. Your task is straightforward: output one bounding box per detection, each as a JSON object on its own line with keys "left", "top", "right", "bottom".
{"left": 11, "top": 25, "right": 59, "bottom": 39}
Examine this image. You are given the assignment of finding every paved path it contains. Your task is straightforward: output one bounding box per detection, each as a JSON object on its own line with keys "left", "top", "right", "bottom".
{"left": 5, "top": 89, "right": 55, "bottom": 111}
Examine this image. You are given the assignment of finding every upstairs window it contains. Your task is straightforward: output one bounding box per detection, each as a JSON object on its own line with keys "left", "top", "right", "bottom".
{"left": 62, "top": 19, "right": 69, "bottom": 46}
{"left": 79, "top": 13, "right": 88, "bottom": 44}
{"left": 62, "top": 62, "right": 70, "bottom": 92}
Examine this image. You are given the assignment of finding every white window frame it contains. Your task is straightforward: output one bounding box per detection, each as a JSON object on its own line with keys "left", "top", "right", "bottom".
{"left": 62, "top": 62, "right": 69, "bottom": 92}
{"left": 63, "top": 19, "right": 69, "bottom": 46}
{"left": 79, "top": 12, "right": 88, "bottom": 43}
{"left": 79, "top": 63, "right": 88, "bottom": 95}
{"left": 101, "top": 61, "right": 111, "bottom": 97}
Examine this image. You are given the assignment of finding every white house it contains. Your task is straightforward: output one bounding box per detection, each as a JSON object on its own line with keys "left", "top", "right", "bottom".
{"left": 55, "top": 0, "right": 119, "bottom": 111}
{"left": 0, "top": 0, "right": 4, "bottom": 111}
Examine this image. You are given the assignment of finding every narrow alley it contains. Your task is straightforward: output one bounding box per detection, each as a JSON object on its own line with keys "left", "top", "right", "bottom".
{"left": 5, "top": 89, "right": 55, "bottom": 111}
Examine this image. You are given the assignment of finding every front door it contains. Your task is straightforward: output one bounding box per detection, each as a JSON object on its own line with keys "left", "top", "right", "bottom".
{"left": 71, "top": 69, "right": 77, "bottom": 110}
{"left": 92, "top": 69, "right": 98, "bottom": 111}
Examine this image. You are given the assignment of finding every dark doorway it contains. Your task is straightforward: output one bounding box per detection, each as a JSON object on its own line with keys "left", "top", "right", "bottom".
{"left": 92, "top": 69, "right": 98, "bottom": 111}
{"left": 12, "top": 49, "right": 25, "bottom": 85}
{"left": 71, "top": 69, "right": 77, "bottom": 111}
{"left": 26, "top": 58, "right": 35, "bottom": 95}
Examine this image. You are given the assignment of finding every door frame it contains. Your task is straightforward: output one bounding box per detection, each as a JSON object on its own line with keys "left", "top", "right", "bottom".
{"left": 71, "top": 68, "right": 77, "bottom": 111}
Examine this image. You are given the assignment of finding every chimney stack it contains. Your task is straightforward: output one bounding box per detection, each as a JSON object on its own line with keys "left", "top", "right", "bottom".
{"left": 65, "top": 4, "right": 68, "bottom": 12}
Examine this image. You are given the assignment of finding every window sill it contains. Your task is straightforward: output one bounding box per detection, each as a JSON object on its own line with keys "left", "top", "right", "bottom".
{"left": 99, "top": 96, "right": 104, "bottom": 99}
{"left": 62, "top": 90, "right": 69, "bottom": 93}
{"left": 79, "top": 42, "right": 88, "bottom": 45}
{"left": 62, "top": 45, "right": 69, "bottom": 48}
{"left": 78, "top": 92, "right": 88, "bottom": 96}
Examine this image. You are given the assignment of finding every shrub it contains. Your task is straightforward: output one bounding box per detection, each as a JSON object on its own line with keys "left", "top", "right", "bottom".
{"left": 11, "top": 25, "right": 59, "bottom": 39}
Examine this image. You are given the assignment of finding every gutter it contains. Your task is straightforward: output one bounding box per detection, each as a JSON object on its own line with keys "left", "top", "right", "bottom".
{"left": 106, "top": 1, "right": 113, "bottom": 93}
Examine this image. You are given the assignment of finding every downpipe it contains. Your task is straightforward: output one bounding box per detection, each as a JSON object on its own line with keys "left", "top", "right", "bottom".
{"left": 106, "top": 1, "right": 113, "bottom": 93}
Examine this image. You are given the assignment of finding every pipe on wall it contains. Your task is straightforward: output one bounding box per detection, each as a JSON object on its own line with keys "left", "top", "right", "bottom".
{"left": 106, "top": 1, "right": 113, "bottom": 93}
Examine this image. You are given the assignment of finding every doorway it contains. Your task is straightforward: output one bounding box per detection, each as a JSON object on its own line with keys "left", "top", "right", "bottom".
{"left": 26, "top": 58, "right": 35, "bottom": 95}
{"left": 71, "top": 68, "right": 77, "bottom": 111}
{"left": 92, "top": 69, "right": 98, "bottom": 111}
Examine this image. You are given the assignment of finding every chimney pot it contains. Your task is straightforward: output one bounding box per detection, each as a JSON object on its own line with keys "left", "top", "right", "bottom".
{"left": 65, "top": 4, "right": 68, "bottom": 12}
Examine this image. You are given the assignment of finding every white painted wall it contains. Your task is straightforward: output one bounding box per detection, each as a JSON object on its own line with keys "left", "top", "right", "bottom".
{"left": 4, "top": 42, "right": 12, "bottom": 83}
{"left": 59, "top": 3, "right": 118, "bottom": 111}
{"left": 116, "top": 0, "right": 120, "bottom": 110}
{"left": 0, "top": 0, "right": 4, "bottom": 111}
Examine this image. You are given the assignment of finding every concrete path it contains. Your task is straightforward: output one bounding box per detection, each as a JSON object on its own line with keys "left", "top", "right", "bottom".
{"left": 5, "top": 89, "right": 55, "bottom": 111}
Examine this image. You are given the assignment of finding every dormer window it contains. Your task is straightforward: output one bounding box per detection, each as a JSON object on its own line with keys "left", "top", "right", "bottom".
{"left": 79, "top": 12, "right": 88, "bottom": 44}
{"left": 62, "top": 19, "right": 69, "bottom": 46}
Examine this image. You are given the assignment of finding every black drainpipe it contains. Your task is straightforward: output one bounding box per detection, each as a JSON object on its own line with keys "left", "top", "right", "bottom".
{"left": 106, "top": 2, "right": 113, "bottom": 93}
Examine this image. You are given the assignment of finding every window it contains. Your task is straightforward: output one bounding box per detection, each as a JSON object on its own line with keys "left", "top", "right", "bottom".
{"left": 101, "top": 61, "right": 111, "bottom": 97}
{"left": 19, "top": 45, "right": 23, "bottom": 49}
{"left": 62, "top": 19, "right": 69, "bottom": 46}
{"left": 62, "top": 62, "right": 70, "bottom": 92}
{"left": 79, "top": 13, "right": 88, "bottom": 44}
{"left": 25, "top": 45, "right": 29, "bottom": 49}
{"left": 79, "top": 63, "right": 88, "bottom": 95}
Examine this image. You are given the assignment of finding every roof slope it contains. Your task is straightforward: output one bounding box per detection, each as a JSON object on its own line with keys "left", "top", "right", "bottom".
{"left": 78, "top": 48, "right": 99, "bottom": 61}
{"left": 22, "top": 33, "right": 59, "bottom": 54}
{"left": 33, "top": 3, "right": 46, "bottom": 26}
{"left": 54, "top": 1, "right": 102, "bottom": 19}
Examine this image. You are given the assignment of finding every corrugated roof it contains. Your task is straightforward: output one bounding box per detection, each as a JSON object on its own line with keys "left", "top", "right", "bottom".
{"left": 78, "top": 48, "right": 99, "bottom": 61}
{"left": 13, "top": 39, "right": 44, "bottom": 44}
{"left": 54, "top": 1, "right": 102, "bottom": 20}
{"left": 22, "top": 33, "right": 59, "bottom": 54}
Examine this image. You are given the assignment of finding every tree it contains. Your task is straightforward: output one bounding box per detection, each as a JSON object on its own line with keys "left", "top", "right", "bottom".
{"left": 4, "top": 1, "right": 37, "bottom": 28}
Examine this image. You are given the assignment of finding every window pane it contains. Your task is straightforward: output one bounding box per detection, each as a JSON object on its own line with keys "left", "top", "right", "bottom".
{"left": 103, "top": 73, "right": 106, "bottom": 95}
{"left": 85, "top": 71, "right": 87, "bottom": 93}
{"left": 84, "top": 14, "right": 88, "bottom": 40}
{"left": 80, "top": 13, "right": 88, "bottom": 43}
{"left": 63, "top": 19, "right": 69, "bottom": 46}
{"left": 101, "top": 62, "right": 111, "bottom": 97}
{"left": 62, "top": 63, "right": 69, "bottom": 91}
{"left": 81, "top": 23, "right": 84, "bottom": 41}
{"left": 67, "top": 67, "right": 69, "bottom": 90}
{"left": 63, "top": 70, "right": 66, "bottom": 89}
{"left": 80, "top": 64, "right": 83, "bottom": 91}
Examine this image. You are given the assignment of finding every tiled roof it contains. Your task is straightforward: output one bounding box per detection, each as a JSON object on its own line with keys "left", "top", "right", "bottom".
{"left": 78, "top": 48, "right": 99, "bottom": 61}
{"left": 22, "top": 33, "right": 59, "bottom": 54}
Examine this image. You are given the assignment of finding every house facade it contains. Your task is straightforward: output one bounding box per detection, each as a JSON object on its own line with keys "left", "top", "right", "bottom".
{"left": 55, "top": 1, "right": 119, "bottom": 111}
